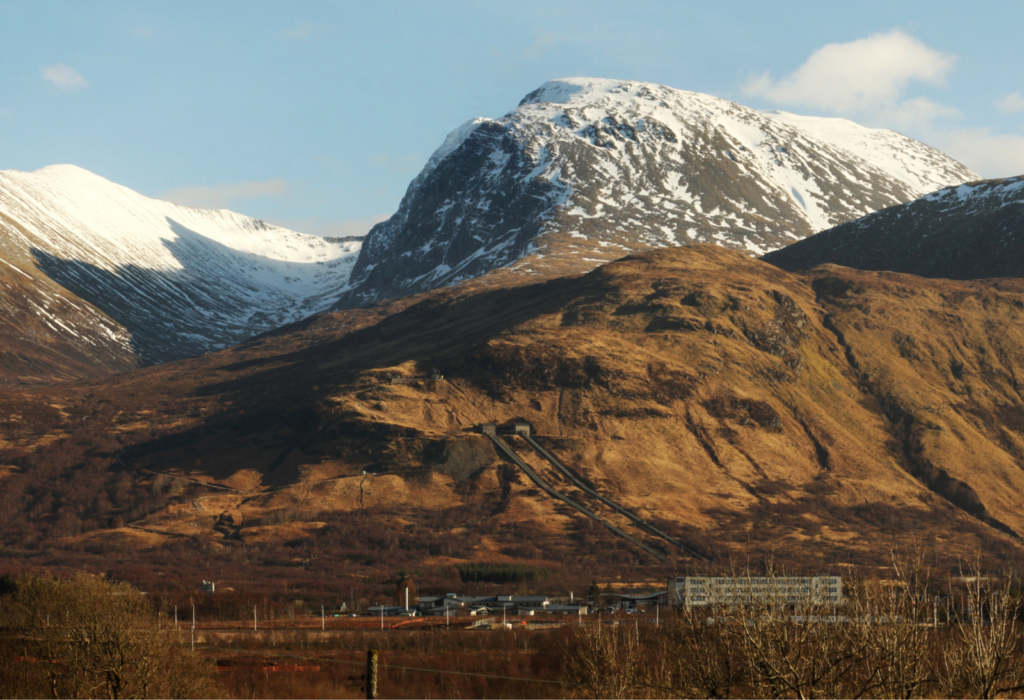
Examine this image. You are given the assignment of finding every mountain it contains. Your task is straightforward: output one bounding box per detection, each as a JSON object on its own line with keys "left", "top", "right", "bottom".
{"left": 339, "top": 78, "right": 977, "bottom": 307}
{"left": 762, "top": 176, "right": 1024, "bottom": 279}
{"left": 4, "top": 245, "right": 1024, "bottom": 588}
{"left": 0, "top": 165, "right": 361, "bottom": 380}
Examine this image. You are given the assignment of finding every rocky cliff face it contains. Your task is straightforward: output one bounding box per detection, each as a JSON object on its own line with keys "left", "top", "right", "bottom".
{"left": 339, "top": 78, "right": 977, "bottom": 307}
{"left": 763, "top": 176, "right": 1024, "bottom": 279}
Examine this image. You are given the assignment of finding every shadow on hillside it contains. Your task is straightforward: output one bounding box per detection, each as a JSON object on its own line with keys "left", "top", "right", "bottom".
{"left": 115, "top": 269, "right": 602, "bottom": 486}
{"left": 29, "top": 217, "right": 342, "bottom": 364}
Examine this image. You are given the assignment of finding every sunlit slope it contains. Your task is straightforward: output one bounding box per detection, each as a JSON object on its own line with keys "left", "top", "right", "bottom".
{"left": 3, "top": 245, "right": 1022, "bottom": 569}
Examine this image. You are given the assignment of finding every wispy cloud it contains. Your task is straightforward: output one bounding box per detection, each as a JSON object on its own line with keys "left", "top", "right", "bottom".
{"left": 741, "top": 30, "right": 1024, "bottom": 178}
{"left": 160, "top": 178, "right": 290, "bottom": 210}
{"left": 490, "top": 31, "right": 560, "bottom": 79}
{"left": 284, "top": 20, "right": 326, "bottom": 40}
{"left": 995, "top": 92, "right": 1024, "bottom": 114}
{"left": 935, "top": 129, "right": 1024, "bottom": 179}
{"left": 41, "top": 64, "right": 90, "bottom": 92}
{"left": 520, "top": 32, "right": 558, "bottom": 61}
{"left": 266, "top": 214, "right": 390, "bottom": 238}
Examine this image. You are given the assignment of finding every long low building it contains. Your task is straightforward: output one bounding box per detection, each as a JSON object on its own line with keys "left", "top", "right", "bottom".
{"left": 669, "top": 575, "right": 843, "bottom": 608}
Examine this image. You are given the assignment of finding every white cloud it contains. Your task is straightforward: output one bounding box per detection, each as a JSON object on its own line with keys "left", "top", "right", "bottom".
{"left": 995, "top": 92, "right": 1024, "bottom": 114}
{"left": 742, "top": 30, "right": 955, "bottom": 117}
{"left": 41, "top": 64, "right": 90, "bottom": 92}
{"left": 160, "top": 178, "right": 290, "bottom": 210}
{"left": 935, "top": 129, "right": 1024, "bottom": 179}
{"left": 740, "top": 31, "right": 1024, "bottom": 178}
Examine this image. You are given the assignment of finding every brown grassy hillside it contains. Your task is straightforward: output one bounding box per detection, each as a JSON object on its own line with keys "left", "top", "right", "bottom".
{"left": 1, "top": 245, "right": 1023, "bottom": 591}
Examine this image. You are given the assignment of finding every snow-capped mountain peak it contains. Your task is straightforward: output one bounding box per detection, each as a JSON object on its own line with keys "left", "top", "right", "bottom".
{"left": 340, "top": 78, "right": 977, "bottom": 307}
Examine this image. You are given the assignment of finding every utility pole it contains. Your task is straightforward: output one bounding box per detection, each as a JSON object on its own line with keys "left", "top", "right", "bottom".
{"left": 191, "top": 601, "right": 196, "bottom": 652}
{"left": 405, "top": 586, "right": 409, "bottom": 613}
{"left": 656, "top": 603, "right": 659, "bottom": 627}
{"left": 174, "top": 605, "right": 178, "bottom": 630}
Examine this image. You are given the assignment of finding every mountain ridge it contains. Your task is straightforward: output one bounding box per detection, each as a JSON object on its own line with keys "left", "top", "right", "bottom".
{"left": 0, "top": 164, "right": 362, "bottom": 381}
{"left": 338, "top": 77, "right": 977, "bottom": 308}
{"left": 763, "top": 175, "right": 1024, "bottom": 279}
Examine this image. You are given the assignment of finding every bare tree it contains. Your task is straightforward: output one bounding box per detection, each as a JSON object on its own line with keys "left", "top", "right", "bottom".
{"left": 562, "top": 618, "right": 647, "bottom": 699}
{"left": 651, "top": 604, "right": 747, "bottom": 698}
{"left": 939, "top": 566, "right": 1023, "bottom": 699}
{"left": 720, "top": 564, "right": 858, "bottom": 699}
{"left": 845, "top": 548, "right": 939, "bottom": 699}
{"left": 7, "top": 572, "right": 217, "bottom": 699}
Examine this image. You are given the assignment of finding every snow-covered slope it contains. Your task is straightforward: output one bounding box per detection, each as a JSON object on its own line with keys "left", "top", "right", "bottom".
{"left": 763, "top": 176, "right": 1024, "bottom": 279}
{"left": 0, "top": 164, "right": 361, "bottom": 366}
{"left": 340, "top": 78, "right": 977, "bottom": 306}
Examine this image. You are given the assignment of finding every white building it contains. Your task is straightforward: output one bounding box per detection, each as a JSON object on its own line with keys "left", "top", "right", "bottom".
{"left": 668, "top": 575, "right": 843, "bottom": 608}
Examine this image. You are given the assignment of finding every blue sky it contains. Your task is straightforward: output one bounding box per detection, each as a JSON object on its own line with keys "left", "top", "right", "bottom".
{"left": 2, "top": 0, "right": 1022, "bottom": 237}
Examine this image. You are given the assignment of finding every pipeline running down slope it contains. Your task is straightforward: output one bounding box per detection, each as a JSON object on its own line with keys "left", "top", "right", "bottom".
{"left": 485, "top": 433, "right": 668, "bottom": 562}
{"left": 521, "top": 434, "right": 710, "bottom": 562}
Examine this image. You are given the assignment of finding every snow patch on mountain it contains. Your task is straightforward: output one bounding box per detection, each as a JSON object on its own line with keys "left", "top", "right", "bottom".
{"left": 0, "top": 164, "right": 361, "bottom": 363}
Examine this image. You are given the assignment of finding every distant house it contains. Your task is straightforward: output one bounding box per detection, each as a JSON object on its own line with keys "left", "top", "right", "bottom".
{"left": 201, "top": 580, "right": 216, "bottom": 594}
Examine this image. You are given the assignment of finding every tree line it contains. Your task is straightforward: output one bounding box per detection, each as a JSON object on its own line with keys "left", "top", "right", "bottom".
{"left": 0, "top": 572, "right": 216, "bottom": 699}
{"left": 563, "top": 554, "right": 1024, "bottom": 699}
